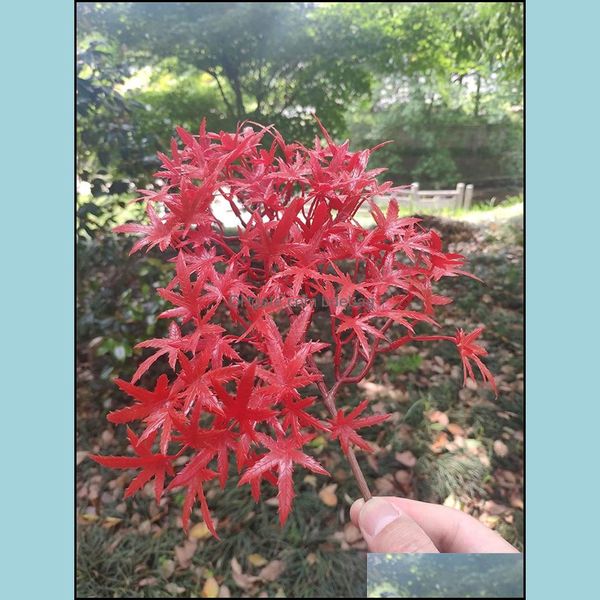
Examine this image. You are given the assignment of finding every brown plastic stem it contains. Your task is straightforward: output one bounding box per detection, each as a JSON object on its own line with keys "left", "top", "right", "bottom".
{"left": 308, "top": 356, "right": 374, "bottom": 502}
{"left": 346, "top": 446, "right": 372, "bottom": 501}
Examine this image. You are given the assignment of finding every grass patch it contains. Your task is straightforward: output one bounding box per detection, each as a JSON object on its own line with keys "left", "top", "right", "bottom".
{"left": 354, "top": 195, "right": 523, "bottom": 227}
{"left": 415, "top": 453, "right": 488, "bottom": 502}
{"left": 77, "top": 471, "right": 367, "bottom": 598}
{"left": 386, "top": 354, "right": 423, "bottom": 375}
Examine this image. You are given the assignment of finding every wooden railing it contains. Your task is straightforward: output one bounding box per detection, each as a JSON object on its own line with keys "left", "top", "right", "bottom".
{"left": 388, "top": 182, "right": 474, "bottom": 212}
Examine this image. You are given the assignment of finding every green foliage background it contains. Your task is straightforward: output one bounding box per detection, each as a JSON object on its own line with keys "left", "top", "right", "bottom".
{"left": 77, "top": 2, "right": 522, "bottom": 198}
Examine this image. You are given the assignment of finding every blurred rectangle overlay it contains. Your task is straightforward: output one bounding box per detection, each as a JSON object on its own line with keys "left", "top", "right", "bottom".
{"left": 367, "top": 553, "right": 523, "bottom": 598}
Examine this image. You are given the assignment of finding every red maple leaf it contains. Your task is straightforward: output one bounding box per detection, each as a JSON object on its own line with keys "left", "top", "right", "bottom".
{"left": 107, "top": 374, "right": 176, "bottom": 454}
{"left": 328, "top": 400, "right": 390, "bottom": 455}
{"left": 114, "top": 203, "right": 179, "bottom": 254}
{"left": 157, "top": 252, "right": 220, "bottom": 324}
{"left": 256, "top": 305, "right": 327, "bottom": 400}
{"left": 336, "top": 313, "right": 388, "bottom": 357}
{"left": 279, "top": 396, "right": 327, "bottom": 442}
{"left": 455, "top": 327, "right": 497, "bottom": 393}
{"left": 90, "top": 429, "right": 175, "bottom": 503}
{"left": 131, "top": 322, "right": 192, "bottom": 384}
{"left": 238, "top": 434, "right": 329, "bottom": 524}
{"left": 370, "top": 198, "right": 420, "bottom": 241}
{"left": 170, "top": 349, "right": 238, "bottom": 421}
{"left": 167, "top": 451, "right": 219, "bottom": 537}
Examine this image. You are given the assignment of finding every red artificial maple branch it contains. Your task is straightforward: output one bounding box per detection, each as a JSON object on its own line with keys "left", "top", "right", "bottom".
{"left": 90, "top": 118, "right": 496, "bottom": 538}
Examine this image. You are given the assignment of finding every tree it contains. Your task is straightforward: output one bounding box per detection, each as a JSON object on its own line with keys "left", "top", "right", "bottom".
{"left": 342, "top": 2, "right": 524, "bottom": 187}
{"left": 76, "top": 2, "right": 523, "bottom": 193}
{"left": 77, "top": 2, "right": 373, "bottom": 141}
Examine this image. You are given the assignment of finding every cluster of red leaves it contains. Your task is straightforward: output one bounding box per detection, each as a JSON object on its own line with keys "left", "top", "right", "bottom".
{"left": 91, "top": 119, "right": 495, "bottom": 538}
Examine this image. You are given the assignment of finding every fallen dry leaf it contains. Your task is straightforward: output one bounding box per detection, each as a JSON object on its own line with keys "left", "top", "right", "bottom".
{"left": 465, "top": 377, "right": 478, "bottom": 390}
{"left": 396, "top": 423, "right": 414, "bottom": 442}
{"left": 343, "top": 522, "right": 362, "bottom": 544}
{"left": 201, "top": 576, "right": 220, "bottom": 598}
{"left": 428, "top": 410, "right": 449, "bottom": 427}
{"left": 143, "top": 482, "right": 156, "bottom": 499}
{"left": 102, "top": 516, "right": 122, "bottom": 529}
{"left": 100, "top": 429, "right": 114, "bottom": 446}
{"left": 108, "top": 472, "right": 129, "bottom": 491}
{"left": 76, "top": 450, "right": 90, "bottom": 466}
{"left": 509, "top": 493, "right": 524, "bottom": 510}
{"left": 165, "top": 582, "right": 186, "bottom": 595}
{"left": 259, "top": 559, "right": 286, "bottom": 582}
{"left": 366, "top": 453, "right": 380, "bottom": 473}
{"left": 318, "top": 483, "right": 338, "bottom": 507}
{"left": 458, "top": 387, "right": 474, "bottom": 402}
{"left": 333, "top": 468, "right": 348, "bottom": 481}
{"left": 247, "top": 553, "right": 268, "bottom": 568}
{"left": 395, "top": 450, "right": 417, "bottom": 468}
{"left": 374, "top": 474, "right": 396, "bottom": 495}
{"left": 496, "top": 469, "right": 517, "bottom": 488}
{"left": 306, "top": 553, "right": 317, "bottom": 565}
{"left": 479, "top": 513, "right": 500, "bottom": 528}
{"left": 394, "top": 470, "right": 412, "bottom": 493}
{"left": 230, "top": 557, "right": 260, "bottom": 591}
{"left": 138, "top": 519, "right": 152, "bottom": 535}
{"left": 484, "top": 500, "right": 509, "bottom": 515}
{"left": 430, "top": 432, "right": 449, "bottom": 453}
{"left": 175, "top": 539, "right": 197, "bottom": 569}
{"left": 447, "top": 423, "right": 465, "bottom": 437}
{"left": 493, "top": 439, "right": 509, "bottom": 457}
{"left": 159, "top": 559, "right": 175, "bottom": 579}
{"left": 88, "top": 483, "right": 100, "bottom": 501}
{"left": 189, "top": 522, "right": 212, "bottom": 541}
{"left": 358, "top": 380, "right": 405, "bottom": 401}
{"left": 104, "top": 531, "right": 124, "bottom": 555}
{"left": 443, "top": 494, "right": 463, "bottom": 510}
{"left": 303, "top": 475, "right": 317, "bottom": 487}
{"left": 138, "top": 577, "right": 158, "bottom": 587}
{"left": 79, "top": 513, "right": 99, "bottom": 523}
{"left": 218, "top": 585, "right": 231, "bottom": 598}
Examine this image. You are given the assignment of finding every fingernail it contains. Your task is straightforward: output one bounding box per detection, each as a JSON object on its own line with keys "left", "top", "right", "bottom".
{"left": 359, "top": 498, "right": 401, "bottom": 537}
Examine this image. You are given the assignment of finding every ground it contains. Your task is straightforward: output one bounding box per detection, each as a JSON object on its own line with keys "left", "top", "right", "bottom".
{"left": 76, "top": 204, "right": 523, "bottom": 598}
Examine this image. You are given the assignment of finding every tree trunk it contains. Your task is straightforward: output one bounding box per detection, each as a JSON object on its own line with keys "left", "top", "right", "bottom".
{"left": 474, "top": 73, "right": 481, "bottom": 117}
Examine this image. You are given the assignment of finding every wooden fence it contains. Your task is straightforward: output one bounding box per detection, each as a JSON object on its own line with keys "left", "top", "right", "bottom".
{"left": 388, "top": 182, "right": 474, "bottom": 212}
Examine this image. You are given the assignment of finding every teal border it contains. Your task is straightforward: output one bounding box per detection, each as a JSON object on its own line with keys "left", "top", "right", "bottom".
{"left": 2, "top": 1, "right": 599, "bottom": 599}
{"left": 526, "top": 0, "right": 599, "bottom": 599}
{"left": 1, "top": 1, "right": 74, "bottom": 599}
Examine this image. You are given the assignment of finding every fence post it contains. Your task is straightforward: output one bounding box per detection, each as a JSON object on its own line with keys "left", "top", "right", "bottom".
{"left": 464, "top": 184, "right": 474, "bottom": 210}
{"left": 410, "top": 182, "right": 419, "bottom": 211}
{"left": 455, "top": 182, "right": 465, "bottom": 211}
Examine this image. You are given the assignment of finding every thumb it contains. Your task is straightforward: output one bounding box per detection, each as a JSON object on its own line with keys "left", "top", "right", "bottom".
{"left": 357, "top": 497, "right": 439, "bottom": 553}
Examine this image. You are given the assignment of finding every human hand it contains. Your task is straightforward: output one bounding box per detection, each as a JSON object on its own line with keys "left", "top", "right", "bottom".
{"left": 350, "top": 496, "right": 520, "bottom": 553}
